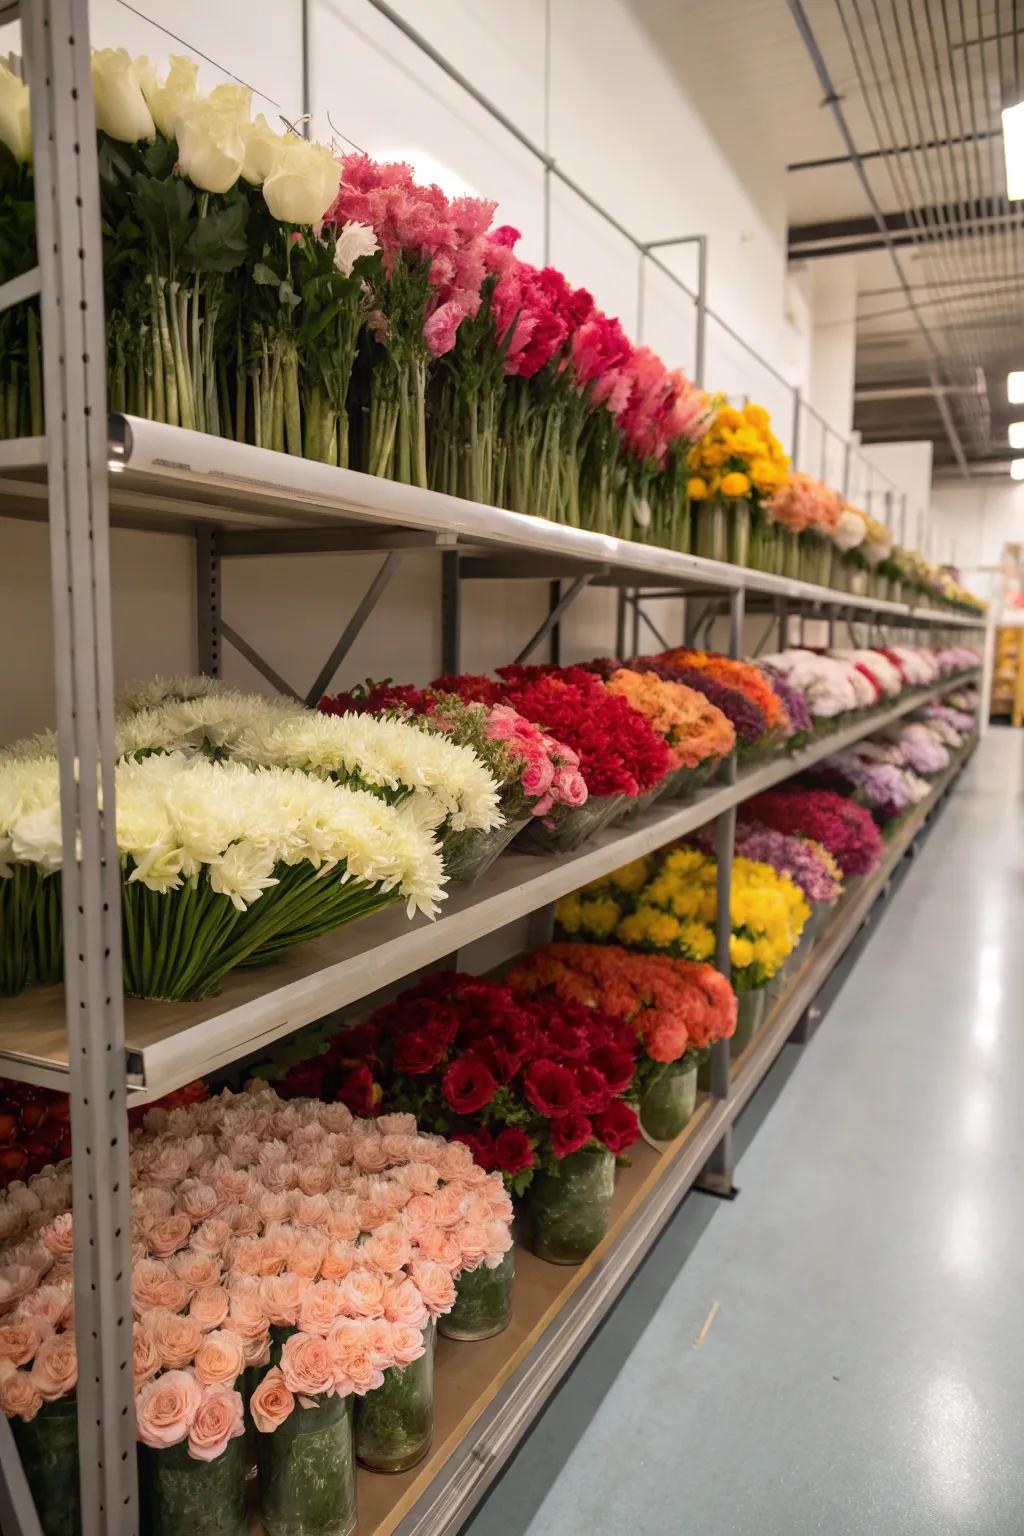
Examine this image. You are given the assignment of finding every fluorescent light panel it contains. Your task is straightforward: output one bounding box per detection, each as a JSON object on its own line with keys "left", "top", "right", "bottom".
{"left": 1003, "top": 101, "right": 1024, "bottom": 200}
{"left": 1012, "top": 459, "right": 1024, "bottom": 481}
{"left": 1009, "top": 372, "right": 1024, "bottom": 404}
{"left": 1009, "top": 423, "right": 1024, "bottom": 450}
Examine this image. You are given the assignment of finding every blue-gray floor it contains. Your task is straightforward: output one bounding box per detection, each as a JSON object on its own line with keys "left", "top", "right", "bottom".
{"left": 462, "top": 732, "right": 1023, "bottom": 1536}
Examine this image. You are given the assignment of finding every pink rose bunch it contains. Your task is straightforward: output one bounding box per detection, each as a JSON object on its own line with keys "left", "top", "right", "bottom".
{"left": 0, "top": 1083, "right": 514, "bottom": 1451}
{"left": 766, "top": 472, "right": 841, "bottom": 535}
{"left": 483, "top": 703, "right": 588, "bottom": 818}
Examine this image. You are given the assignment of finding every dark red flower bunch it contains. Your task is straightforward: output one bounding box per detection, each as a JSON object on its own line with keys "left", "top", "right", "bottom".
{"left": 0, "top": 1077, "right": 208, "bottom": 1190}
{"left": 319, "top": 680, "right": 429, "bottom": 716}
{"left": 365, "top": 971, "right": 641, "bottom": 1190}
{"left": 744, "top": 787, "right": 883, "bottom": 877}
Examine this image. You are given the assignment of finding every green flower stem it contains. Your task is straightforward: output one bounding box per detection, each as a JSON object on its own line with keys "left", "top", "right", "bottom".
{"left": 169, "top": 281, "right": 195, "bottom": 432}
{"left": 152, "top": 275, "right": 177, "bottom": 426}
{"left": 282, "top": 340, "right": 302, "bottom": 456}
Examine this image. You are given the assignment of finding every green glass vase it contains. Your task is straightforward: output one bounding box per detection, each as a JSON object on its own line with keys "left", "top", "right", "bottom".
{"left": 524, "top": 1148, "right": 615, "bottom": 1265}
{"left": 440, "top": 1248, "right": 515, "bottom": 1341}
{"left": 639, "top": 1059, "right": 699, "bottom": 1141}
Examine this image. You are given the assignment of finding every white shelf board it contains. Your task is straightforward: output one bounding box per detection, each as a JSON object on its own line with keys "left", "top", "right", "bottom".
{"left": 0, "top": 417, "right": 985, "bottom": 626}
{"left": 0, "top": 670, "right": 978, "bottom": 1101}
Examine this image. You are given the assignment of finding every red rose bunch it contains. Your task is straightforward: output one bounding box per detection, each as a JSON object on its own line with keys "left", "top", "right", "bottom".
{"left": 363, "top": 971, "right": 641, "bottom": 1191}
{"left": 744, "top": 787, "right": 883, "bottom": 877}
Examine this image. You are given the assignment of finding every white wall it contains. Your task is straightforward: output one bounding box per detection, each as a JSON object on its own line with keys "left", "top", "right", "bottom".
{"left": 860, "top": 441, "right": 934, "bottom": 545}
{"left": 0, "top": 0, "right": 839, "bottom": 742}
{"left": 931, "top": 478, "right": 1024, "bottom": 582}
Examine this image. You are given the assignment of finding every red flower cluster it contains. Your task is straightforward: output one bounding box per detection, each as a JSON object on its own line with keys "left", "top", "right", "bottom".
{"left": 365, "top": 971, "right": 641, "bottom": 1187}
{"left": 0, "top": 1077, "right": 208, "bottom": 1190}
{"left": 433, "top": 665, "right": 671, "bottom": 799}
{"left": 744, "top": 787, "right": 883, "bottom": 877}
{"left": 507, "top": 944, "right": 737, "bottom": 1068}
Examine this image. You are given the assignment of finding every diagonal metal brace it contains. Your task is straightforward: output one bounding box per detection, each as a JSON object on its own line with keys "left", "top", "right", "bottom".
{"left": 305, "top": 551, "right": 403, "bottom": 705}
{"left": 513, "top": 572, "right": 594, "bottom": 664}
{"left": 220, "top": 621, "right": 302, "bottom": 700}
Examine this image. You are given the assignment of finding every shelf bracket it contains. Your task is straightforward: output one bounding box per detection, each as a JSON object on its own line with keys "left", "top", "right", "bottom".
{"left": 513, "top": 572, "right": 594, "bottom": 664}
{"left": 220, "top": 621, "right": 302, "bottom": 701}
{"left": 304, "top": 551, "right": 403, "bottom": 705}
{"left": 441, "top": 551, "right": 461, "bottom": 675}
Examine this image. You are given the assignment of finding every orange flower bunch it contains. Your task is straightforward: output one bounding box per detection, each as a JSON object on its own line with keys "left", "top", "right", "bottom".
{"left": 765, "top": 471, "right": 841, "bottom": 534}
{"left": 604, "top": 668, "right": 735, "bottom": 768}
{"left": 659, "top": 649, "right": 789, "bottom": 734}
{"left": 507, "top": 943, "right": 737, "bottom": 1065}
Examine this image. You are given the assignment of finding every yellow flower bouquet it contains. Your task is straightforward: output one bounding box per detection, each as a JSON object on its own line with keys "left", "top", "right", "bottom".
{"left": 686, "top": 403, "right": 790, "bottom": 569}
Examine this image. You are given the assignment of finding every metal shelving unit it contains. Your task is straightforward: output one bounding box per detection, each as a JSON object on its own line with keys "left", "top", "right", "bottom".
{"left": 0, "top": 7, "right": 983, "bottom": 1532}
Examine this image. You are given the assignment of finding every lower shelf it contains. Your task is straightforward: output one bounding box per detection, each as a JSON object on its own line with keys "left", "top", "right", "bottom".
{"left": 327, "top": 742, "right": 975, "bottom": 1536}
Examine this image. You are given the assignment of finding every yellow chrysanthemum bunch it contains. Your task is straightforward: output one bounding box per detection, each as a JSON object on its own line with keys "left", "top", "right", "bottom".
{"left": 686, "top": 402, "right": 790, "bottom": 506}
{"left": 615, "top": 847, "right": 808, "bottom": 987}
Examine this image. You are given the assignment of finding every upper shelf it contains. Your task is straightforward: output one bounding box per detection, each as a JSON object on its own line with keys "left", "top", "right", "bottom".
{"left": 0, "top": 670, "right": 978, "bottom": 1102}
{"left": 0, "top": 417, "right": 985, "bottom": 625}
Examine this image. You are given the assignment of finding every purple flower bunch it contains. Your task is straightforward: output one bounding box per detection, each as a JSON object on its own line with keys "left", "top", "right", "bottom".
{"left": 893, "top": 722, "right": 950, "bottom": 775}
{"left": 632, "top": 657, "right": 767, "bottom": 742}
{"left": 814, "top": 751, "right": 929, "bottom": 816}
{"left": 692, "top": 820, "right": 843, "bottom": 904}
{"left": 760, "top": 665, "right": 812, "bottom": 736}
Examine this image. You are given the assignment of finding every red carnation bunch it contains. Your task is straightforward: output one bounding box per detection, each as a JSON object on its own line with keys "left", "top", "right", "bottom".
{"left": 362, "top": 971, "right": 641, "bottom": 1191}
{"left": 744, "top": 787, "right": 883, "bottom": 877}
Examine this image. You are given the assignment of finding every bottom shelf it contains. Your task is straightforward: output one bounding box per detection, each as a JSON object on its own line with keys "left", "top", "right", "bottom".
{"left": 328, "top": 740, "right": 975, "bottom": 1536}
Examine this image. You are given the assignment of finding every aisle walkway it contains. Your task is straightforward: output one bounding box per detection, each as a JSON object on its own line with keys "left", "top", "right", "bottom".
{"left": 462, "top": 733, "right": 1024, "bottom": 1536}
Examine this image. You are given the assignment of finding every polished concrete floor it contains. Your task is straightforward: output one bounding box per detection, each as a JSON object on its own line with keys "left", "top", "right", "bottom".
{"left": 462, "top": 732, "right": 1023, "bottom": 1536}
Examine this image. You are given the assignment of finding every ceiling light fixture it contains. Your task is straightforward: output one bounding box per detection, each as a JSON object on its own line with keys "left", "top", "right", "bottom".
{"left": 1010, "top": 423, "right": 1024, "bottom": 450}
{"left": 1012, "top": 459, "right": 1024, "bottom": 481}
{"left": 1003, "top": 102, "right": 1024, "bottom": 200}
{"left": 1009, "top": 372, "right": 1024, "bottom": 404}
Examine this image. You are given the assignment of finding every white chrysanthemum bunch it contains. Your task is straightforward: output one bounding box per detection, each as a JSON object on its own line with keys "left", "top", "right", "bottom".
{"left": 830, "top": 649, "right": 903, "bottom": 699}
{"left": 0, "top": 753, "right": 447, "bottom": 1000}
{"left": 235, "top": 712, "right": 503, "bottom": 835}
{"left": 115, "top": 690, "right": 297, "bottom": 760}
{"left": 115, "top": 673, "right": 235, "bottom": 716}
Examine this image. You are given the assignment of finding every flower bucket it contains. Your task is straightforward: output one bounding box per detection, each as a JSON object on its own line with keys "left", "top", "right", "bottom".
{"left": 442, "top": 817, "right": 530, "bottom": 885}
{"left": 780, "top": 529, "right": 801, "bottom": 580}
{"left": 799, "top": 533, "right": 831, "bottom": 588}
{"left": 140, "top": 1436, "right": 247, "bottom": 1536}
{"left": 729, "top": 987, "right": 766, "bottom": 1058}
{"left": 355, "top": 1322, "right": 435, "bottom": 1473}
{"left": 12, "top": 1398, "right": 80, "bottom": 1536}
{"left": 727, "top": 499, "right": 750, "bottom": 568}
{"left": 257, "top": 1394, "right": 356, "bottom": 1536}
{"left": 516, "top": 794, "right": 625, "bottom": 856}
{"left": 440, "top": 1249, "right": 515, "bottom": 1342}
{"left": 617, "top": 778, "right": 671, "bottom": 826}
{"left": 663, "top": 756, "right": 724, "bottom": 803}
{"left": 747, "top": 509, "right": 777, "bottom": 573}
{"left": 693, "top": 500, "right": 727, "bottom": 563}
{"left": 639, "top": 1059, "right": 698, "bottom": 1141}
{"left": 524, "top": 1147, "right": 615, "bottom": 1265}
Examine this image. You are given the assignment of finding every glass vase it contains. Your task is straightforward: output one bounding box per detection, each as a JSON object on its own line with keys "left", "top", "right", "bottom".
{"left": 639, "top": 1058, "right": 699, "bottom": 1141}
{"left": 442, "top": 817, "right": 529, "bottom": 885}
{"left": 693, "top": 500, "right": 727, "bottom": 563}
{"left": 515, "top": 794, "right": 624, "bottom": 855}
{"left": 799, "top": 533, "right": 831, "bottom": 588}
{"left": 781, "top": 529, "right": 802, "bottom": 580}
{"left": 12, "top": 1398, "right": 80, "bottom": 1536}
{"left": 618, "top": 778, "right": 671, "bottom": 826}
{"left": 747, "top": 508, "right": 774, "bottom": 572}
{"left": 140, "top": 1436, "right": 246, "bottom": 1536}
{"left": 355, "top": 1322, "right": 434, "bottom": 1473}
{"left": 440, "top": 1248, "right": 515, "bottom": 1341}
{"left": 730, "top": 987, "right": 766, "bottom": 1057}
{"left": 663, "top": 756, "right": 724, "bottom": 802}
{"left": 257, "top": 1394, "right": 356, "bottom": 1536}
{"left": 524, "top": 1147, "right": 615, "bottom": 1265}
{"left": 727, "top": 499, "right": 750, "bottom": 567}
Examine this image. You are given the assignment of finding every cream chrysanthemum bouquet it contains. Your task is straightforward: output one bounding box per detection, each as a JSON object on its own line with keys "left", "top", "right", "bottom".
{"left": 0, "top": 752, "right": 446, "bottom": 1001}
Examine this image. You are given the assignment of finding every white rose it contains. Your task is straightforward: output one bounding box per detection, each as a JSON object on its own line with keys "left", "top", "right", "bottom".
{"left": 262, "top": 138, "right": 341, "bottom": 226}
{"left": 240, "top": 113, "right": 283, "bottom": 186}
{"left": 0, "top": 63, "right": 31, "bottom": 162}
{"left": 333, "top": 220, "right": 378, "bottom": 276}
{"left": 139, "top": 54, "right": 199, "bottom": 140}
{"left": 91, "top": 49, "right": 155, "bottom": 144}
{"left": 175, "top": 99, "right": 245, "bottom": 194}
{"left": 832, "top": 509, "right": 867, "bottom": 552}
{"left": 207, "top": 83, "right": 253, "bottom": 130}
